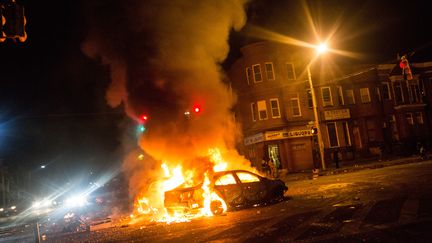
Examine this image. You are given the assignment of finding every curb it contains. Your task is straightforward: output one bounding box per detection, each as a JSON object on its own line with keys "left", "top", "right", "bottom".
{"left": 281, "top": 157, "right": 425, "bottom": 182}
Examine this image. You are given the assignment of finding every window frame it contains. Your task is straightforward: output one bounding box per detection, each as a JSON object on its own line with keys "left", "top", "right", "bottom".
{"left": 382, "top": 82, "right": 391, "bottom": 100}
{"left": 337, "top": 85, "right": 344, "bottom": 105}
{"left": 250, "top": 102, "right": 257, "bottom": 122}
{"left": 290, "top": 95, "right": 301, "bottom": 117}
{"left": 346, "top": 89, "right": 355, "bottom": 104}
{"left": 269, "top": 98, "right": 281, "bottom": 118}
{"left": 257, "top": 100, "right": 268, "bottom": 120}
{"left": 406, "top": 112, "right": 414, "bottom": 125}
{"left": 245, "top": 67, "right": 252, "bottom": 85}
{"left": 321, "top": 87, "right": 333, "bottom": 106}
{"left": 326, "top": 122, "right": 339, "bottom": 148}
{"left": 252, "top": 64, "right": 263, "bottom": 83}
{"left": 360, "top": 87, "right": 371, "bottom": 103}
{"left": 415, "top": 112, "right": 424, "bottom": 124}
{"left": 264, "top": 62, "right": 275, "bottom": 81}
{"left": 286, "top": 63, "right": 296, "bottom": 80}
{"left": 342, "top": 121, "right": 351, "bottom": 146}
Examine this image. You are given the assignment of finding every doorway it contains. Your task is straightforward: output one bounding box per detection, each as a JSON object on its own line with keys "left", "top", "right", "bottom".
{"left": 267, "top": 144, "right": 281, "bottom": 169}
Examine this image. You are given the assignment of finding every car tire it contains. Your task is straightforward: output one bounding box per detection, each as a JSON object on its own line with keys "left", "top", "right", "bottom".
{"left": 210, "top": 200, "right": 224, "bottom": 215}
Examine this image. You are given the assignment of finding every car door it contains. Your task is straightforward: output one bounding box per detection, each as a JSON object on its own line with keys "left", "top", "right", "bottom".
{"left": 213, "top": 172, "right": 244, "bottom": 207}
{"left": 235, "top": 171, "right": 267, "bottom": 204}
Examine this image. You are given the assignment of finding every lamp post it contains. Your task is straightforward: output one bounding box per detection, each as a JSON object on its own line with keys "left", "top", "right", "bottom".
{"left": 308, "top": 43, "right": 328, "bottom": 170}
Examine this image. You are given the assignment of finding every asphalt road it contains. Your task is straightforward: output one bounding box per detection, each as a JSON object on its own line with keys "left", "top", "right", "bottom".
{"left": 4, "top": 160, "right": 432, "bottom": 242}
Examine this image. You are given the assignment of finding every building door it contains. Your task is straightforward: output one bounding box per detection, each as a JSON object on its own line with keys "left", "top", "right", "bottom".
{"left": 267, "top": 144, "right": 280, "bottom": 169}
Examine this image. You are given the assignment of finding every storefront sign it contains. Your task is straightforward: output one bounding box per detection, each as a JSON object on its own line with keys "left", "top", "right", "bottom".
{"left": 324, "top": 108, "right": 350, "bottom": 120}
{"left": 244, "top": 133, "right": 264, "bottom": 145}
{"left": 264, "top": 129, "right": 312, "bottom": 141}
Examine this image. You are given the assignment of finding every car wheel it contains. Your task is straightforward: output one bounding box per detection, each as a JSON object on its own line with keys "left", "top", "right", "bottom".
{"left": 210, "top": 200, "right": 224, "bottom": 215}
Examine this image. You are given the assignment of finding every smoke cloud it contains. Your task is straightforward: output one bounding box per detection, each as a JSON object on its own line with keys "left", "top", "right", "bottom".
{"left": 82, "top": 0, "right": 250, "bottom": 200}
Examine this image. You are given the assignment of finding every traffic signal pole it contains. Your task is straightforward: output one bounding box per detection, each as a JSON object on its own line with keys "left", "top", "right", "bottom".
{"left": 307, "top": 65, "right": 326, "bottom": 170}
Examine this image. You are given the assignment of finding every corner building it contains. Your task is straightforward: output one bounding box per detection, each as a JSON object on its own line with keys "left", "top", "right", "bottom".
{"left": 228, "top": 41, "right": 432, "bottom": 172}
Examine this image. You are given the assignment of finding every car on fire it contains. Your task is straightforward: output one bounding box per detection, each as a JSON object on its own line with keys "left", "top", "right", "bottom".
{"left": 164, "top": 170, "right": 288, "bottom": 215}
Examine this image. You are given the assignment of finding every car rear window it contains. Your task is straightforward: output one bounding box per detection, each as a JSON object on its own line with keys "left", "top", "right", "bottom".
{"left": 215, "top": 174, "right": 237, "bottom": 186}
{"left": 236, "top": 172, "right": 260, "bottom": 183}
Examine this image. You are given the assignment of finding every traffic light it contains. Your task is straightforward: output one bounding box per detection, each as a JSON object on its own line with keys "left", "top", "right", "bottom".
{"left": 137, "top": 114, "right": 148, "bottom": 134}
{"left": 1, "top": 0, "right": 27, "bottom": 42}
{"left": 0, "top": 7, "right": 5, "bottom": 42}
{"left": 399, "top": 56, "right": 413, "bottom": 81}
{"left": 192, "top": 104, "right": 201, "bottom": 114}
{"left": 311, "top": 127, "right": 318, "bottom": 134}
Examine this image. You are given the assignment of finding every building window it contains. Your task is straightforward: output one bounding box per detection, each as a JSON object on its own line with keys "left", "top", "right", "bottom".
{"left": 265, "top": 62, "right": 275, "bottom": 81}
{"left": 366, "top": 119, "right": 376, "bottom": 142}
{"left": 393, "top": 82, "right": 404, "bottom": 103}
{"left": 252, "top": 64, "right": 262, "bottom": 83}
{"left": 245, "top": 67, "right": 252, "bottom": 85}
{"left": 251, "top": 103, "right": 257, "bottom": 122}
{"left": 360, "top": 88, "right": 371, "bottom": 103}
{"left": 257, "top": 100, "right": 268, "bottom": 120}
{"left": 286, "top": 63, "right": 296, "bottom": 80}
{"left": 307, "top": 89, "right": 313, "bottom": 108}
{"left": 327, "top": 122, "right": 339, "bottom": 147}
{"left": 270, "top": 98, "right": 281, "bottom": 118}
{"left": 375, "top": 87, "right": 381, "bottom": 102}
{"left": 409, "top": 83, "right": 420, "bottom": 103}
{"left": 416, "top": 112, "right": 424, "bottom": 124}
{"left": 405, "top": 113, "right": 414, "bottom": 125}
{"left": 290, "top": 95, "right": 301, "bottom": 117}
{"left": 382, "top": 82, "right": 391, "bottom": 100}
{"left": 346, "top": 89, "right": 355, "bottom": 104}
{"left": 336, "top": 86, "right": 344, "bottom": 105}
{"left": 321, "top": 87, "right": 333, "bottom": 106}
{"left": 342, "top": 121, "right": 351, "bottom": 145}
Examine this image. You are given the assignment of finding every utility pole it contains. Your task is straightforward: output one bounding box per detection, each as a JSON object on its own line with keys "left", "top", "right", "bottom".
{"left": 307, "top": 66, "right": 326, "bottom": 170}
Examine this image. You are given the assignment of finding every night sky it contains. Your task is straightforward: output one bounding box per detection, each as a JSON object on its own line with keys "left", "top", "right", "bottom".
{"left": 0, "top": 0, "right": 431, "bottom": 180}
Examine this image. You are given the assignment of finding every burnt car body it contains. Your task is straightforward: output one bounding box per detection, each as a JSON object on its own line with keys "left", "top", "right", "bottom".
{"left": 164, "top": 170, "right": 288, "bottom": 215}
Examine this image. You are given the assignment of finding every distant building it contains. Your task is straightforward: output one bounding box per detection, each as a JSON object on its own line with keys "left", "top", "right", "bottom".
{"left": 228, "top": 41, "right": 432, "bottom": 171}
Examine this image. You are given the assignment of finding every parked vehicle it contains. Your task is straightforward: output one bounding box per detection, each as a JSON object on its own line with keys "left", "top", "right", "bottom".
{"left": 164, "top": 170, "right": 288, "bottom": 215}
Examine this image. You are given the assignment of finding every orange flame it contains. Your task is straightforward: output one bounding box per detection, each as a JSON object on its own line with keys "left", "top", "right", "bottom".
{"left": 132, "top": 148, "right": 232, "bottom": 223}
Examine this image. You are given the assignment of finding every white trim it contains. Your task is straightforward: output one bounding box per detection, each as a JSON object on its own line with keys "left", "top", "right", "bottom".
{"left": 326, "top": 122, "right": 340, "bottom": 147}
{"left": 360, "top": 87, "right": 371, "bottom": 103}
{"left": 257, "top": 100, "right": 268, "bottom": 120}
{"left": 250, "top": 103, "right": 257, "bottom": 122}
{"left": 269, "top": 98, "right": 281, "bottom": 118}
{"left": 381, "top": 82, "right": 392, "bottom": 100}
{"left": 290, "top": 95, "right": 301, "bottom": 117}
{"left": 342, "top": 121, "right": 351, "bottom": 146}
{"left": 337, "top": 85, "right": 344, "bottom": 105}
{"left": 285, "top": 62, "right": 296, "bottom": 80}
{"left": 245, "top": 67, "right": 251, "bottom": 85}
{"left": 252, "top": 64, "right": 263, "bottom": 83}
{"left": 264, "top": 62, "right": 275, "bottom": 81}
{"left": 321, "top": 86, "right": 333, "bottom": 106}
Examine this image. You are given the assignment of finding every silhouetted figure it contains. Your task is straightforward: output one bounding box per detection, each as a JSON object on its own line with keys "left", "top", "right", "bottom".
{"left": 333, "top": 150, "right": 340, "bottom": 169}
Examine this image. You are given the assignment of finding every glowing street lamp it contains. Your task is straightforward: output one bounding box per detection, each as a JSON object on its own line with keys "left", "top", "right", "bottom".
{"left": 308, "top": 43, "right": 328, "bottom": 170}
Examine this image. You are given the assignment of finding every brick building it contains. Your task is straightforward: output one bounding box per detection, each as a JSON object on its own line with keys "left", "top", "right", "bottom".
{"left": 228, "top": 41, "right": 432, "bottom": 172}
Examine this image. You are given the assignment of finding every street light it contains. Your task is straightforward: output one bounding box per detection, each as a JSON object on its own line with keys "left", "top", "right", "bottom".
{"left": 308, "top": 43, "right": 328, "bottom": 170}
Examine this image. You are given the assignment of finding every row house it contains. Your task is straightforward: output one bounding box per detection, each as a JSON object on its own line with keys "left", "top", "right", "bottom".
{"left": 228, "top": 41, "right": 432, "bottom": 172}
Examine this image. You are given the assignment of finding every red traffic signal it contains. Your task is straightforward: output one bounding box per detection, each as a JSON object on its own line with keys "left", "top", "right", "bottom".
{"left": 192, "top": 104, "right": 201, "bottom": 113}
{"left": 138, "top": 114, "right": 148, "bottom": 124}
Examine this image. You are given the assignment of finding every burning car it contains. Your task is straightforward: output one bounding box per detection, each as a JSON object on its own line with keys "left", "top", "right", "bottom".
{"left": 164, "top": 170, "right": 288, "bottom": 216}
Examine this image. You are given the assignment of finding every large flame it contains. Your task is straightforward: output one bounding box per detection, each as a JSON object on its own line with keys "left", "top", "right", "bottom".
{"left": 132, "top": 147, "right": 232, "bottom": 223}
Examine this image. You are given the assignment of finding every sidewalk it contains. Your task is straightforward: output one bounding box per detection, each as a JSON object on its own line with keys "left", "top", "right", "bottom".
{"left": 279, "top": 155, "right": 425, "bottom": 183}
